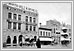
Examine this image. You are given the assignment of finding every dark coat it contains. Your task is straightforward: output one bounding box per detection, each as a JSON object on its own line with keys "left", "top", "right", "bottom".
{"left": 36, "top": 39, "right": 41, "bottom": 48}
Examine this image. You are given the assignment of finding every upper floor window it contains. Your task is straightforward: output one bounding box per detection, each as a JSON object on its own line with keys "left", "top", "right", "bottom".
{"left": 8, "top": 22, "right": 11, "bottom": 29}
{"left": 46, "top": 32, "right": 47, "bottom": 36}
{"left": 43, "top": 31, "right": 45, "bottom": 36}
{"left": 40, "top": 31, "right": 42, "bottom": 36}
{"left": 18, "top": 23, "right": 21, "bottom": 30}
{"left": 26, "top": 25, "right": 28, "bottom": 31}
{"left": 18, "top": 15, "right": 21, "bottom": 20}
{"left": 26, "top": 16, "right": 28, "bottom": 22}
{"left": 13, "top": 22, "right": 16, "bottom": 29}
{"left": 8, "top": 12, "right": 12, "bottom": 19}
{"left": 23, "top": 11, "right": 25, "bottom": 13}
{"left": 30, "top": 26, "right": 32, "bottom": 31}
{"left": 33, "top": 18, "right": 36, "bottom": 23}
{"left": 7, "top": 7, "right": 11, "bottom": 10}
{"left": 30, "top": 17, "right": 32, "bottom": 23}
{"left": 33, "top": 26, "right": 36, "bottom": 31}
{"left": 48, "top": 32, "right": 50, "bottom": 37}
{"left": 13, "top": 14, "right": 17, "bottom": 20}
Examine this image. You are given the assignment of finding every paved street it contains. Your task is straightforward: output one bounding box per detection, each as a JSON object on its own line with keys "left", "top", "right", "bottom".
{"left": 3, "top": 42, "right": 72, "bottom": 49}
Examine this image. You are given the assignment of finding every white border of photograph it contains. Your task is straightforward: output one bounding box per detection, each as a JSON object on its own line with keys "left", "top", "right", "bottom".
{"left": 1, "top": 1, "right": 73, "bottom": 50}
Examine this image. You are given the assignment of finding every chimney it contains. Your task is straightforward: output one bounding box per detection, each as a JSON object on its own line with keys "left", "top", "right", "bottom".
{"left": 39, "top": 23, "right": 42, "bottom": 27}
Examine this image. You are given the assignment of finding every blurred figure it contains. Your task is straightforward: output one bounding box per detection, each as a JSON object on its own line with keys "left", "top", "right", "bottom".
{"left": 36, "top": 38, "right": 41, "bottom": 48}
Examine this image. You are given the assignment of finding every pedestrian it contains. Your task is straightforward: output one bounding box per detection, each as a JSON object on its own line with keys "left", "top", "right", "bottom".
{"left": 36, "top": 38, "right": 41, "bottom": 48}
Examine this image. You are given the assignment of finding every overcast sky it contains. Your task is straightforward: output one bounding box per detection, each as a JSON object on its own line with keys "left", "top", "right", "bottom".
{"left": 15, "top": 2, "right": 71, "bottom": 25}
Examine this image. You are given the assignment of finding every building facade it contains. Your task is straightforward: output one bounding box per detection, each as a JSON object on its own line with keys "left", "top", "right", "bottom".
{"left": 2, "top": 3, "right": 38, "bottom": 46}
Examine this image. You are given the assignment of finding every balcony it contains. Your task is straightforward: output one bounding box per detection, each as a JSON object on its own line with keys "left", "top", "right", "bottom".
{"left": 25, "top": 22, "right": 37, "bottom": 26}
{"left": 7, "top": 18, "right": 23, "bottom": 23}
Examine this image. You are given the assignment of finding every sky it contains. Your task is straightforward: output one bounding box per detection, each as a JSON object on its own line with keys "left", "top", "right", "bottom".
{"left": 14, "top": 2, "right": 71, "bottom": 25}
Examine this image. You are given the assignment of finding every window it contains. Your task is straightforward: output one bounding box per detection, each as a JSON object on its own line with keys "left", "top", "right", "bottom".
{"left": 18, "top": 15, "right": 21, "bottom": 20}
{"left": 30, "top": 17, "right": 32, "bottom": 22}
{"left": 26, "top": 16, "right": 28, "bottom": 22}
{"left": 18, "top": 23, "right": 21, "bottom": 30}
{"left": 30, "top": 26, "right": 32, "bottom": 31}
{"left": 46, "top": 32, "right": 47, "bottom": 36}
{"left": 40, "top": 31, "right": 42, "bottom": 36}
{"left": 48, "top": 32, "right": 50, "bottom": 37}
{"left": 13, "top": 22, "right": 16, "bottom": 29}
{"left": 13, "top": 14, "right": 17, "bottom": 20}
{"left": 13, "top": 36, "right": 17, "bottom": 44}
{"left": 8, "top": 12, "right": 12, "bottom": 19}
{"left": 23, "top": 11, "right": 25, "bottom": 13}
{"left": 7, "top": 7, "right": 11, "bottom": 10}
{"left": 6, "top": 36, "right": 11, "bottom": 44}
{"left": 43, "top": 31, "right": 45, "bottom": 36}
{"left": 26, "top": 25, "right": 28, "bottom": 31}
{"left": 33, "top": 18, "right": 36, "bottom": 23}
{"left": 8, "top": 22, "right": 11, "bottom": 29}
{"left": 33, "top": 26, "right": 36, "bottom": 31}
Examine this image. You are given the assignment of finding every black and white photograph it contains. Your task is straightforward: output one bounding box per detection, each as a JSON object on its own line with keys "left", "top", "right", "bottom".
{"left": 1, "top": 0, "right": 73, "bottom": 50}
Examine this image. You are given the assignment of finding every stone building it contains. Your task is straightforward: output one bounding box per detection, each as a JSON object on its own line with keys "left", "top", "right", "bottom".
{"left": 2, "top": 3, "right": 38, "bottom": 46}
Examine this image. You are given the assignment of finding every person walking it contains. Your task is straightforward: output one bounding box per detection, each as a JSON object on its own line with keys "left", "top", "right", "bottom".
{"left": 36, "top": 38, "right": 41, "bottom": 48}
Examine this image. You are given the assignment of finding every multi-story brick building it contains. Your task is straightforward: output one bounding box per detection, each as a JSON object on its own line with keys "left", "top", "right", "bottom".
{"left": 2, "top": 3, "right": 38, "bottom": 46}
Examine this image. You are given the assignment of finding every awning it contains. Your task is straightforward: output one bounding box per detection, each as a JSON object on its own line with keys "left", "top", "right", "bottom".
{"left": 39, "top": 38, "right": 54, "bottom": 41}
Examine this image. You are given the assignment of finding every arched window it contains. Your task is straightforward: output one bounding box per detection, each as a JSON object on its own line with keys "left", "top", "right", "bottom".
{"left": 18, "top": 35, "right": 23, "bottom": 43}
{"left": 13, "top": 36, "right": 17, "bottom": 44}
{"left": 6, "top": 36, "right": 11, "bottom": 44}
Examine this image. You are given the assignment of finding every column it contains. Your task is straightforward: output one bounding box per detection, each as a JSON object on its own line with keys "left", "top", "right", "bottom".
{"left": 12, "top": 12, "right": 13, "bottom": 19}
{"left": 17, "top": 36, "right": 18, "bottom": 46}
{"left": 11, "top": 36, "right": 13, "bottom": 46}
{"left": 17, "top": 14, "right": 18, "bottom": 20}
{"left": 11, "top": 23, "right": 13, "bottom": 29}
{"left": 11, "top": 13, "right": 13, "bottom": 29}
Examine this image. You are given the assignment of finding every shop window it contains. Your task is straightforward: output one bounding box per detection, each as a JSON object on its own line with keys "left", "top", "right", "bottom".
{"left": 6, "top": 36, "right": 11, "bottom": 44}
{"left": 13, "top": 36, "right": 17, "bottom": 44}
